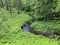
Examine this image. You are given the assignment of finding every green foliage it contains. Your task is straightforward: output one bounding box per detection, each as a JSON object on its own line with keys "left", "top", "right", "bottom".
{"left": 31, "top": 20, "right": 60, "bottom": 34}
{"left": 22, "top": 0, "right": 55, "bottom": 19}
{"left": 0, "top": 8, "right": 32, "bottom": 39}
{"left": 0, "top": 0, "right": 60, "bottom": 45}
{"left": 0, "top": 8, "right": 59, "bottom": 45}
{"left": 55, "top": 0, "right": 60, "bottom": 12}
{"left": 0, "top": 32, "right": 59, "bottom": 45}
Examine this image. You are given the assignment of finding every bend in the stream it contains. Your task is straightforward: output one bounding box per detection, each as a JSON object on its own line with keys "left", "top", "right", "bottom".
{"left": 21, "top": 15, "right": 55, "bottom": 39}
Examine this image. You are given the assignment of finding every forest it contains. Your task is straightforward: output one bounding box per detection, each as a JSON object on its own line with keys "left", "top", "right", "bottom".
{"left": 0, "top": 0, "right": 60, "bottom": 45}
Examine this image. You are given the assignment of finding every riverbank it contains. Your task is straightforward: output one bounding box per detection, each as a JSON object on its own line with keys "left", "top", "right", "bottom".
{"left": 0, "top": 10, "right": 59, "bottom": 45}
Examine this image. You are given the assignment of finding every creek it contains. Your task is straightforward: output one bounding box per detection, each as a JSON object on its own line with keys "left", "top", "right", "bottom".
{"left": 21, "top": 14, "right": 60, "bottom": 39}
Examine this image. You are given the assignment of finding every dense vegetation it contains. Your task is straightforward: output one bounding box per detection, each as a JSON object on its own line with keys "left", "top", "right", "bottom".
{"left": 0, "top": 0, "right": 60, "bottom": 45}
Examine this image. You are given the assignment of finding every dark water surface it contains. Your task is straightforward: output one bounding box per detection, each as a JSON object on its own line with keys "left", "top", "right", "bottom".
{"left": 22, "top": 24, "right": 30, "bottom": 32}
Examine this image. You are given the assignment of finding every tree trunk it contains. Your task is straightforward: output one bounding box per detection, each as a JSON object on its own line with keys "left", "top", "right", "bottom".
{"left": 9, "top": 0, "right": 12, "bottom": 15}
{"left": 16, "top": 0, "right": 22, "bottom": 14}
{"left": 0, "top": 0, "right": 4, "bottom": 8}
{"left": 5, "top": 0, "right": 9, "bottom": 10}
{"left": 47, "top": 13, "right": 53, "bottom": 21}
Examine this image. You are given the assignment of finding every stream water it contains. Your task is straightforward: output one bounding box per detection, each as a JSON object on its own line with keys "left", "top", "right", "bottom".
{"left": 21, "top": 18, "right": 35, "bottom": 32}
{"left": 21, "top": 15, "right": 57, "bottom": 39}
{"left": 22, "top": 24, "right": 30, "bottom": 32}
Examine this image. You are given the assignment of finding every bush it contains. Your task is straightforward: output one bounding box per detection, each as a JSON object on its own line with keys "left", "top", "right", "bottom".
{"left": 31, "top": 20, "right": 60, "bottom": 34}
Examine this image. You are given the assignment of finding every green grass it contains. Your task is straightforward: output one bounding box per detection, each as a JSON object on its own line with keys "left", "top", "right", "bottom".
{"left": 0, "top": 8, "right": 32, "bottom": 33}
{"left": 0, "top": 9, "right": 59, "bottom": 45}
{"left": 0, "top": 32, "right": 59, "bottom": 45}
{"left": 31, "top": 20, "right": 60, "bottom": 34}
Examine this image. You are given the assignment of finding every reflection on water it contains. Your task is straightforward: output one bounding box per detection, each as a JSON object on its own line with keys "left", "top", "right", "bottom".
{"left": 22, "top": 25, "right": 30, "bottom": 32}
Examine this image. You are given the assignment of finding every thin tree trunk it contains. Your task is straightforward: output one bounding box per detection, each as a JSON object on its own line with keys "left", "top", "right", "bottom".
{"left": 1, "top": 0, "right": 4, "bottom": 8}
{"left": 5, "top": 0, "right": 9, "bottom": 10}
{"left": 16, "top": 0, "right": 22, "bottom": 14}
{"left": 9, "top": 0, "right": 12, "bottom": 15}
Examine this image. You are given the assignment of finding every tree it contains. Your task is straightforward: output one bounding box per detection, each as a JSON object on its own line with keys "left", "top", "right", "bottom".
{"left": 0, "top": 0, "right": 1, "bottom": 8}
{"left": 0, "top": 0, "right": 5, "bottom": 8}
{"left": 9, "top": 0, "right": 12, "bottom": 15}
{"left": 5, "top": 0, "right": 9, "bottom": 10}
{"left": 21, "top": 0, "right": 54, "bottom": 20}
{"left": 16, "top": 0, "right": 22, "bottom": 14}
{"left": 55, "top": 0, "right": 60, "bottom": 12}
{"left": 33, "top": 0, "right": 55, "bottom": 21}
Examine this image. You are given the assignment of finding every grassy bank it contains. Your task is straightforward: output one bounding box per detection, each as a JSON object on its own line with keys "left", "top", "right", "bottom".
{"left": 31, "top": 20, "right": 60, "bottom": 34}
{"left": 0, "top": 9, "right": 59, "bottom": 45}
